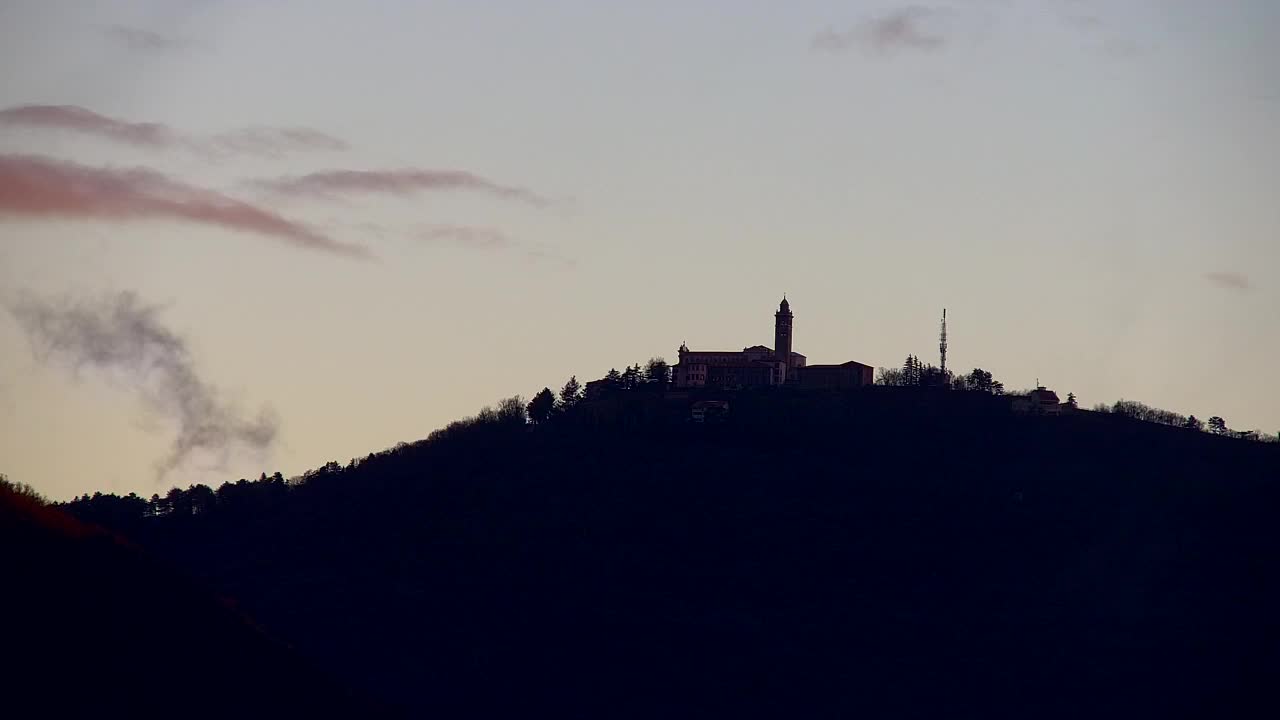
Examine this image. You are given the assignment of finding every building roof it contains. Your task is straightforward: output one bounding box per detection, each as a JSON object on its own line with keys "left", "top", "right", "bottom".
{"left": 802, "top": 361, "right": 872, "bottom": 370}
{"left": 1031, "top": 388, "right": 1060, "bottom": 403}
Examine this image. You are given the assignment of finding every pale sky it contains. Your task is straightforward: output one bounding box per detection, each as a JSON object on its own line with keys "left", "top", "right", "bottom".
{"left": 2, "top": 0, "right": 1277, "bottom": 500}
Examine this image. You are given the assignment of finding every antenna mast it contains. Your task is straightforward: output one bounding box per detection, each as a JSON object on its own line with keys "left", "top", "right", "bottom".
{"left": 939, "top": 308, "right": 948, "bottom": 376}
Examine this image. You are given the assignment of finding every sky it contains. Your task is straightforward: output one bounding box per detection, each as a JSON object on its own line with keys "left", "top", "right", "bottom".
{"left": 1, "top": 0, "right": 1277, "bottom": 500}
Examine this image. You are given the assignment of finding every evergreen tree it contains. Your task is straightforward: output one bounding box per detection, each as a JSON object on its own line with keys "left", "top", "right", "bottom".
{"left": 1208, "top": 416, "right": 1228, "bottom": 435}
{"left": 604, "top": 368, "right": 622, "bottom": 387}
{"left": 526, "top": 388, "right": 556, "bottom": 424}
{"left": 1065, "top": 393, "right": 1078, "bottom": 409}
{"left": 621, "top": 365, "right": 640, "bottom": 390}
{"left": 902, "top": 355, "right": 924, "bottom": 386}
{"left": 559, "top": 376, "right": 583, "bottom": 410}
{"left": 919, "top": 363, "right": 948, "bottom": 388}
{"left": 1184, "top": 415, "right": 1204, "bottom": 432}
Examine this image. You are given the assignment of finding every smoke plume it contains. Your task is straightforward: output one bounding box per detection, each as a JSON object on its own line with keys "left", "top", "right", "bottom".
{"left": 5, "top": 291, "right": 278, "bottom": 479}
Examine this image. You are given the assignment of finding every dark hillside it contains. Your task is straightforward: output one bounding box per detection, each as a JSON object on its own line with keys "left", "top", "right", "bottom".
{"left": 66, "top": 390, "right": 1280, "bottom": 718}
{"left": 0, "top": 485, "right": 386, "bottom": 718}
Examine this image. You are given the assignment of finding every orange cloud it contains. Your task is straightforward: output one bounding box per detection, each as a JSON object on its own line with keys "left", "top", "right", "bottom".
{"left": 0, "top": 104, "right": 348, "bottom": 157}
{"left": 255, "top": 168, "right": 549, "bottom": 206}
{"left": 0, "top": 105, "right": 173, "bottom": 147}
{"left": 0, "top": 154, "right": 366, "bottom": 257}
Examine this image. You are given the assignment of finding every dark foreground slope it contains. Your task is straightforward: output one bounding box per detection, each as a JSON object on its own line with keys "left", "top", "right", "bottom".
{"left": 72, "top": 391, "right": 1280, "bottom": 718}
{"left": 0, "top": 486, "right": 384, "bottom": 718}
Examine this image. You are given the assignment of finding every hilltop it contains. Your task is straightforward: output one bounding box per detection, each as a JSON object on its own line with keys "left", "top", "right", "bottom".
{"left": 61, "top": 388, "right": 1280, "bottom": 718}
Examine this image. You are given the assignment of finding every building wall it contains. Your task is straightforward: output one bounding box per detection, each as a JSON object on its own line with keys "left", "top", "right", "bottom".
{"left": 794, "top": 362, "right": 874, "bottom": 389}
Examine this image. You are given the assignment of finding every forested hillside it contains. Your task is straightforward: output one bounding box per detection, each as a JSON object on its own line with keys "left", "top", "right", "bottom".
{"left": 60, "top": 389, "right": 1280, "bottom": 718}
{"left": 0, "top": 479, "right": 384, "bottom": 718}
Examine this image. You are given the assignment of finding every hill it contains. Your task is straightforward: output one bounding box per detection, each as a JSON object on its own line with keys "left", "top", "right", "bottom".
{"left": 0, "top": 481, "right": 386, "bottom": 718}
{"left": 62, "top": 388, "right": 1280, "bottom": 718}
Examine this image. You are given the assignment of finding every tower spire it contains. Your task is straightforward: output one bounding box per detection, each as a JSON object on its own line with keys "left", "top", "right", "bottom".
{"left": 939, "top": 308, "right": 948, "bottom": 376}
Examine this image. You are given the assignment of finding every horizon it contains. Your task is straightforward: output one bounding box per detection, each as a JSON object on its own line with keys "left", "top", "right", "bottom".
{"left": 2, "top": 0, "right": 1277, "bottom": 500}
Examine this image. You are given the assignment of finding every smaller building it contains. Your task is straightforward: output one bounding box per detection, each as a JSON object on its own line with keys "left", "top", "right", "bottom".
{"left": 793, "top": 361, "right": 874, "bottom": 390}
{"left": 1011, "top": 386, "right": 1061, "bottom": 416}
{"left": 691, "top": 400, "right": 730, "bottom": 424}
{"left": 583, "top": 379, "right": 611, "bottom": 400}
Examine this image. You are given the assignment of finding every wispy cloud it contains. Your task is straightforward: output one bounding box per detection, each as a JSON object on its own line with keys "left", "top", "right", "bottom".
{"left": 522, "top": 247, "right": 576, "bottom": 268}
{"left": 0, "top": 105, "right": 174, "bottom": 147}
{"left": 1060, "top": 13, "right": 1104, "bottom": 32}
{"left": 5, "top": 291, "right": 278, "bottom": 479}
{"left": 253, "top": 168, "right": 550, "bottom": 206}
{"left": 209, "top": 126, "right": 348, "bottom": 156}
{"left": 0, "top": 154, "right": 367, "bottom": 257}
{"left": 415, "top": 225, "right": 517, "bottom": 250}
{"left": 812, "top": 6, "right": 947, "bottom": 55}
{"left": 104, "top": 25, "right": 183, "bottom": 52}
{"left": 1204, "top": 271, "right": 1250, "bottom": 291}
{"left": 416, "top": 225, "right": 575, "bottom": 266}
{"left": 0, "top": 104, "right": 349, "bottom": 158}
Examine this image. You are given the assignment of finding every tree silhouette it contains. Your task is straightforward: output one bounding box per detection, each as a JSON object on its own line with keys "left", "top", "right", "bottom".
{"left": 644, "top": 358, "right": 670, "bottom": 386}
{"left": 918, "top": 364, "right": 949, "bottom": 389}
{"left": 1065, "top": 393, "right": 1078, "bottom": 409}
{"left": 1184, "top": 415, "right": 1204, "bottom": 432}
{"left": 0, "top": 473, "right": 46, "bottom": 504}
{"left": 559, "top": 376, "right": 583, "bottom": 410}
{"left": 604, "top": 368, "right": 623, "bottom": 388}
{"left": 876, "top": 367, "right": 905, "bottom": 386}
{"left": 495, "top": 396, "right": 528, "bottom": 425}
{"left": 527, "top": 389, "right": 556, "bottom": 424}
{"left": 621, "top": 365, "right": 640, "bottom": 390}
{"left": 1208, "top": 416, "right": 1228, "bottom": 435}
{"left": 190, "top": 484, "right": 216, "bottom": 515}
{"left": 966, "top": 369, "right": 995, "bottom": 393}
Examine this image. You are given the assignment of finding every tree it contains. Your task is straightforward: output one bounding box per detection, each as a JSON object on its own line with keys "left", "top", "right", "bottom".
{"left": 559, "top": 376, "right": 583, "bottom": 410}
{"left": 901, "top": 355, "right": 923, "bottom": 386}
{"left": 526, "top": 388, "right": 556, "bottom": 424}
{"left": 188, "top": 484, "right": 216, "bottom": 515}
{"left": 967, "top": 368, "right": 996, "bottom": 394}
{"left": 621, "top": 365, "right": 640, "bottom": 390}
{"left": 0, "top": 473, "right": 46, "bottom": 505}
{"left": 875, "top": 367, "right": 905, "bottom": 386}
{"left": 644, "top": 357, "right": 670, "bottom": 386}
{"left": 1065, "top": 393, "right": 1078, "bottom": 409}
{"left": 1207, "top": 416, "right": 1227, "bottom": 435}
{"left": 1184, "top": 415, "right": 1204, "bottom": 432}
{"left": 918, "top": 364, "right": 949, "bottom": 389}
{"left": 495, "top": 396, "right": 528, "bottom": 425}
{"left": 604, "top": 368, "right": 622, "bottom": 388}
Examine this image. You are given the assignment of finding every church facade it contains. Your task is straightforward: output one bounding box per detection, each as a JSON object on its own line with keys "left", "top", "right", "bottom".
{"left": 673, "top": 298, "right": 873, "bottom": 390}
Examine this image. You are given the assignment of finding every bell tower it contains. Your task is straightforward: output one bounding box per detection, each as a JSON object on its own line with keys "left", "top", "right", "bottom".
{"left": 774, "top": 296, "right": 793, "bottom": 368}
